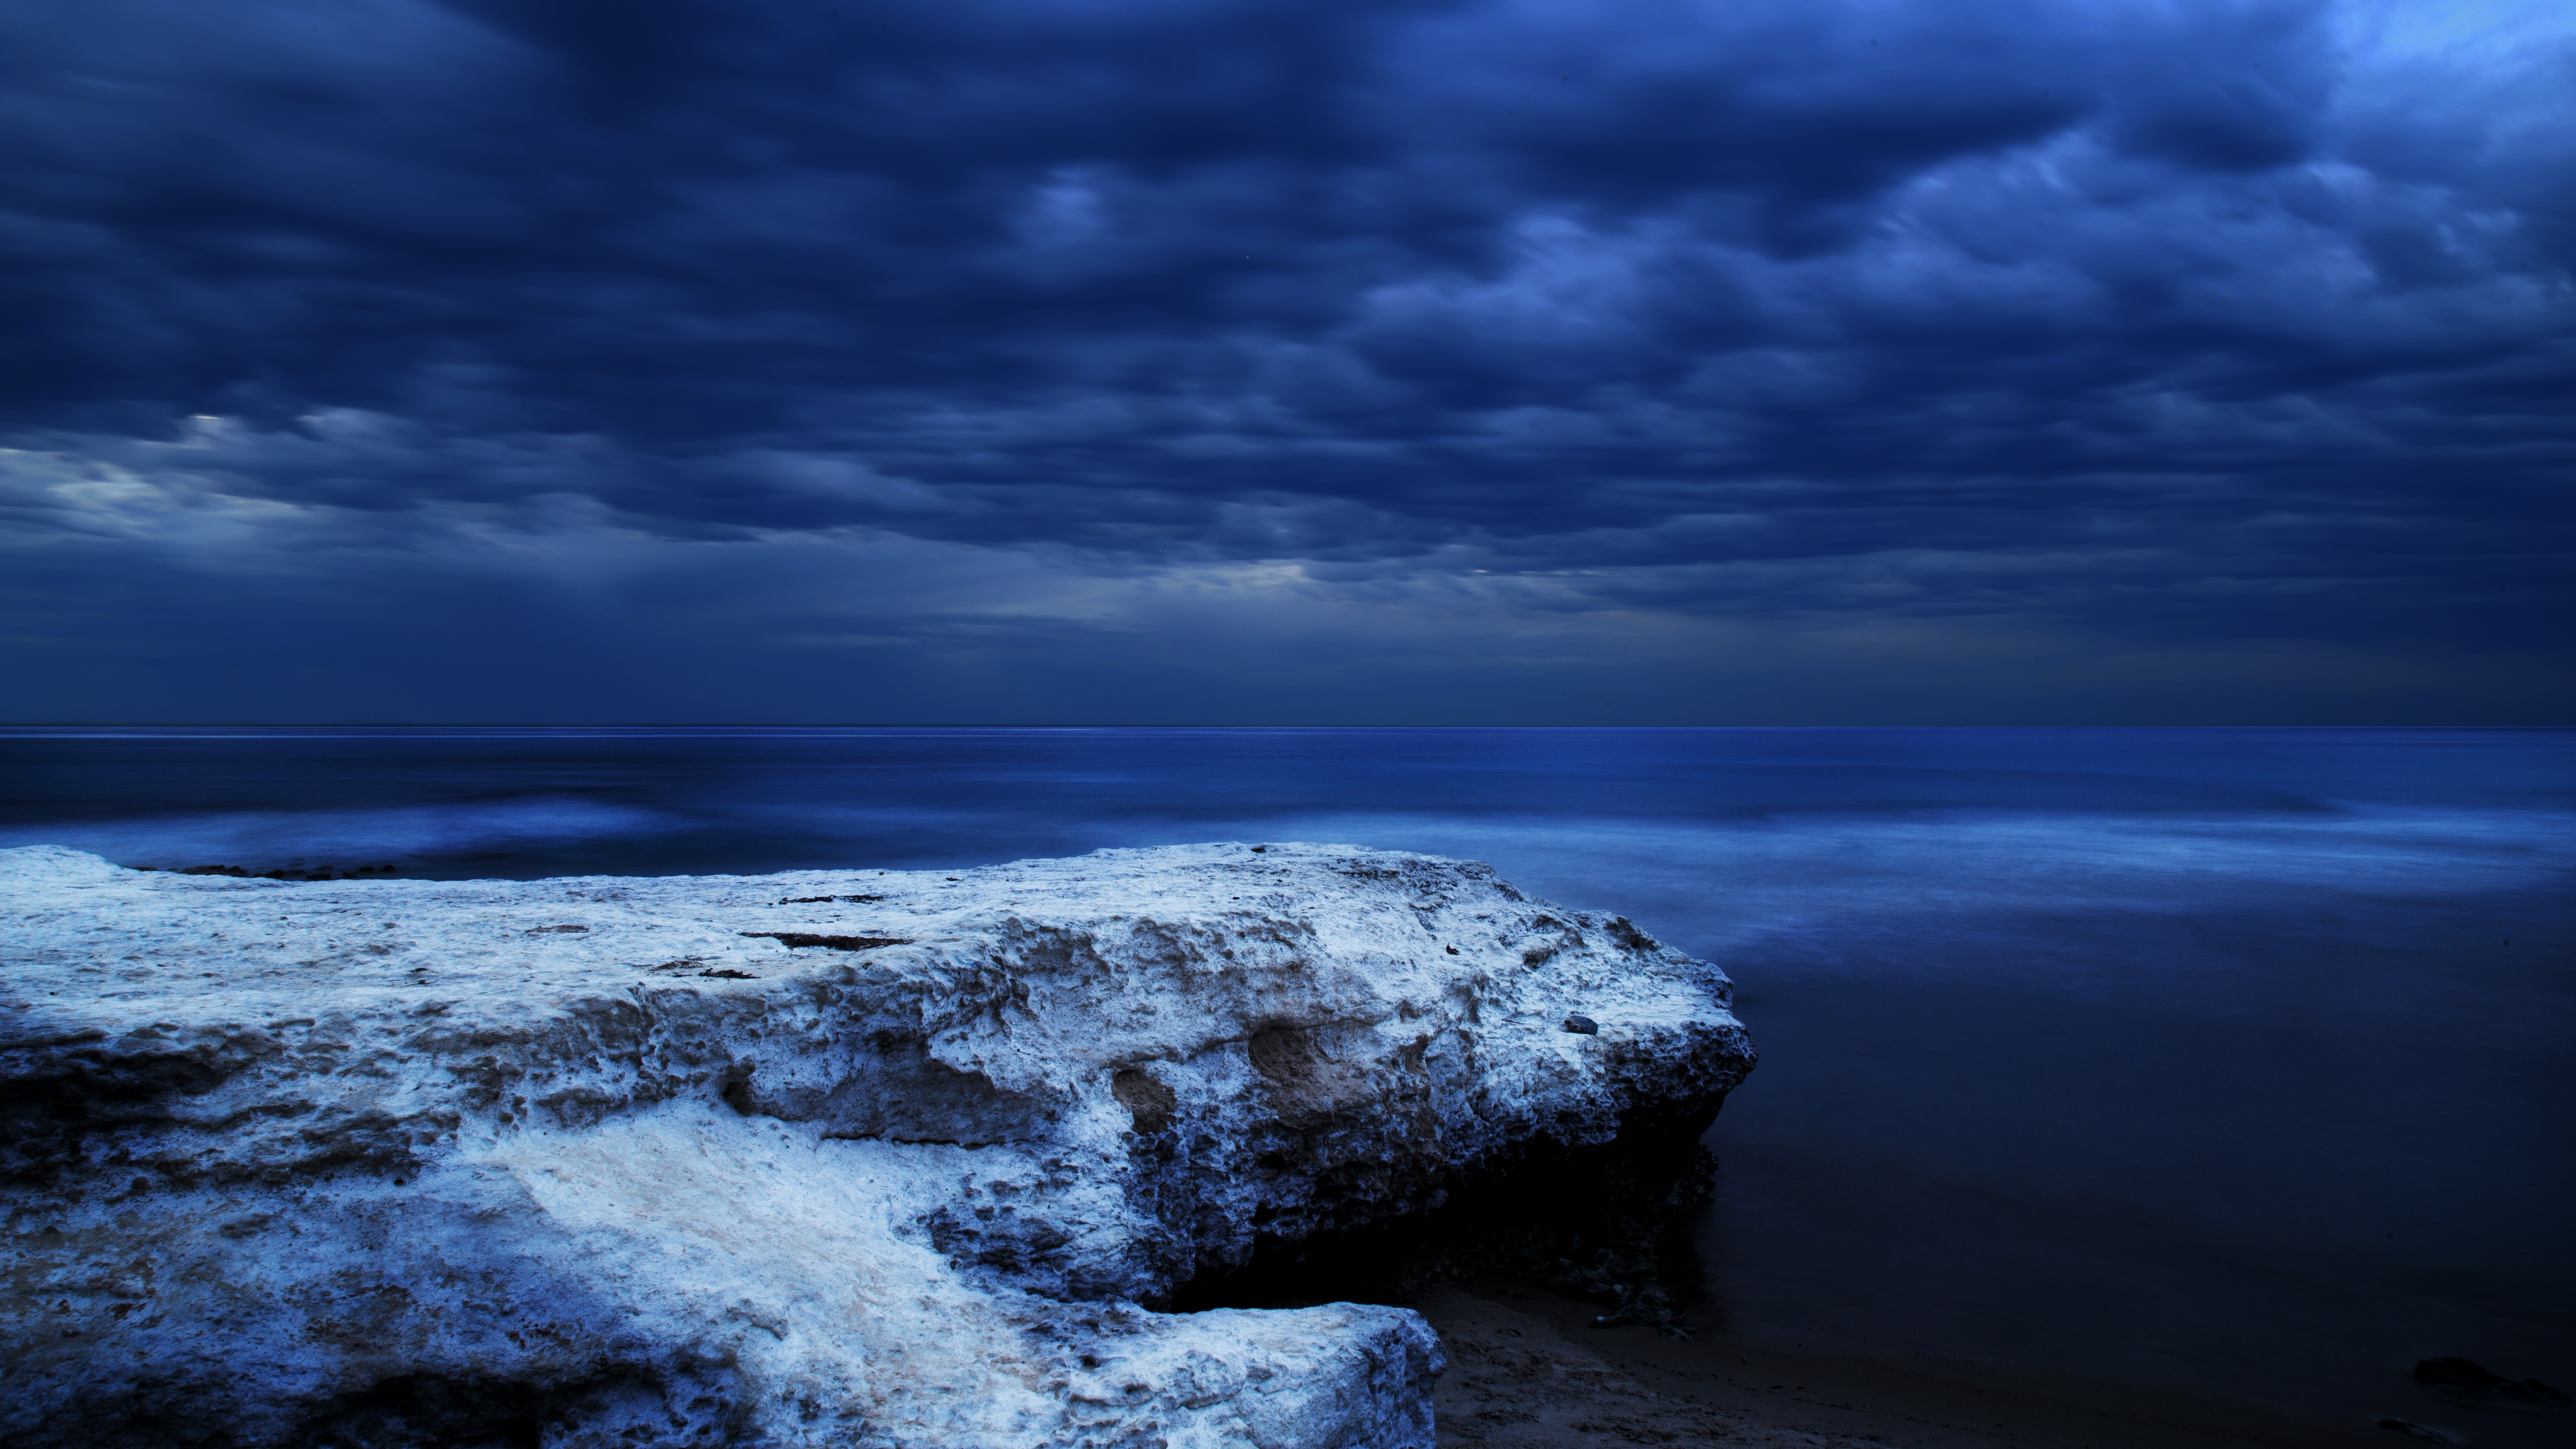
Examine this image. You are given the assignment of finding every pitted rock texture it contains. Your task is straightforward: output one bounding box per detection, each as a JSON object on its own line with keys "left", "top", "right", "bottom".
{"left": 1, "top": 842, "right": 1755, "bottom": 1448}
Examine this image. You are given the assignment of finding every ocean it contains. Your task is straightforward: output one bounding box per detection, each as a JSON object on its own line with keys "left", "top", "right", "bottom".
{"left": 4, "top": 725, "right": 2568, "bottom": 1436}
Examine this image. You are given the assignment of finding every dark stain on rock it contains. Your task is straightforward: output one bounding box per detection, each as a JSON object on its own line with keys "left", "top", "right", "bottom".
{"left": 1247, "top": 1025, "right": 1385, "bottom": 1129}
{"left": 1111, "top": 1069, "right": 1177, "bottom": 1134}
{"left": 287, "top": 1367, "right": 696, "bottom": 1449}
{"left": 1246, "top": 1026, "right": 1314, "bottom": 1086}
{"left": 927, "top": 1205, "right": 1079, "bottom": 1283}
{"left": 0, "top": 1042, "right": 252, "bottom": 1187}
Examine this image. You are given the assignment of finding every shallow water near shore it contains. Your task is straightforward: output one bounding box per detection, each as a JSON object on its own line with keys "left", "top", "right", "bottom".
{"left": 5, "top": 724, "right": 2570, "bottom": 1440}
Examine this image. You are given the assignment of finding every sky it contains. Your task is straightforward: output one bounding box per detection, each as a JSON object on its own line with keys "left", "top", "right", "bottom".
{"left": 1, "top": 0, "right": 2569, "bottom": 724}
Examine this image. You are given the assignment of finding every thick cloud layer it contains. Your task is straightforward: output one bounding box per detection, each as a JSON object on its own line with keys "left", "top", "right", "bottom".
{"left": 3, "top": 0, "right": 2568, "bottom": 721}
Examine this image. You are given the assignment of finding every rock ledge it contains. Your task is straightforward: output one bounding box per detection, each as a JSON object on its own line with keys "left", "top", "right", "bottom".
{"left": 1, "top": 842, "right": 1754, "bottom": 1448}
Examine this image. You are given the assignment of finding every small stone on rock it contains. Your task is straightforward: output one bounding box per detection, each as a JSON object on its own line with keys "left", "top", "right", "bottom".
{"left": 1562, "top": 1015, "right": 1598, "bottom": 1034}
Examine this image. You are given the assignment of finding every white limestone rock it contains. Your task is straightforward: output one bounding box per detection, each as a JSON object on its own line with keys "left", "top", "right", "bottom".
{"left": 0, "top": 841, "right": 1755, "bottom": 1448}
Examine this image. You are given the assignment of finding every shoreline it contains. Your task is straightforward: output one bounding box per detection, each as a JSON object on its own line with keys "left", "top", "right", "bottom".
{"left": 1417, "top": 1277, "right": 2466, "bottom": 1449}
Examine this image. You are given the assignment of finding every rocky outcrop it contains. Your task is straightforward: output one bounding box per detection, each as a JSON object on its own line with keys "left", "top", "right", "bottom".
{"left": 0, "top": 842, "right": 1755, "bottom": 1448}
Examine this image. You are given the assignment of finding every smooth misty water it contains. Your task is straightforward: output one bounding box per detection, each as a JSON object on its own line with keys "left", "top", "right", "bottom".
{"left": 5, "top": 726, "right": 2570, "bottom": 1433}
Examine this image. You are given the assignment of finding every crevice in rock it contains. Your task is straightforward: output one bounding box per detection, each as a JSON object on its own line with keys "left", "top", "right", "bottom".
{"left": 736, "top": 931, "right": 910, "bottom": 951}
{"left": 1166, "top": 1104, "right": 1723, "bottom": 1337}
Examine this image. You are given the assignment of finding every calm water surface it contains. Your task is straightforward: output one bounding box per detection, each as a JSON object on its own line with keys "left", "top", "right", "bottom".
{"left": 4, "top": 726, "right": 2569, "bottom": 1433}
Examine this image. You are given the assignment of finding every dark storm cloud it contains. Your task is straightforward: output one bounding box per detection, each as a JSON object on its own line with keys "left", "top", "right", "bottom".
{"left": 1, "top": 0, "right": 2569, "bottom": 720}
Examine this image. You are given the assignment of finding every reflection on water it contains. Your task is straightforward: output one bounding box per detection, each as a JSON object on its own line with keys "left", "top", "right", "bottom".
{"left": 4, "top": 725, "right": 2569, "bottom": 1431}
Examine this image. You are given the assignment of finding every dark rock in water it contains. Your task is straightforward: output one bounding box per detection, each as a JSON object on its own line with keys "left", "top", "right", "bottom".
{"left": 1563, "top": 1014, "right": 1599, "bottom": 1034}
{"left": 2415, "top": 1357, "right": 2573, "bottom": 1412}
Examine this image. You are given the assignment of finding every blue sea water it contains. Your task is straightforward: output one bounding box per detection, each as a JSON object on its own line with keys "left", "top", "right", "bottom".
{"left": 3, "top": 725, "right": 2569, "bottom": 1432}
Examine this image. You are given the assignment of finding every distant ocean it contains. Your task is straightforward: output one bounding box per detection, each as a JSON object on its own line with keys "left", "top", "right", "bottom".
{"left": 5, "top": 725, "right": 2570, "bottom": 1432}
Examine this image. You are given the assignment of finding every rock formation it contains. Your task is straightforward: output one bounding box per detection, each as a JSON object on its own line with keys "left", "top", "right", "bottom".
{"left": 0, "top": 842, "right": 1755, "bottom": 1448}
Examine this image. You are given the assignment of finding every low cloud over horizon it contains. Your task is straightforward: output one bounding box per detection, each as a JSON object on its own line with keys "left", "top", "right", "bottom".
{"left": 3, "top": 0, "right": 2569, "bottom": 723}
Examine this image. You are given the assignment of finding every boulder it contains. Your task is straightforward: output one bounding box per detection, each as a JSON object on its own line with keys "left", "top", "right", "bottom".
{"left": 2414, "top": 1358, "right": 2572, "bottom": 1413}
{"left": 0, "top": 842, "right": 1755, "bottom": 1447}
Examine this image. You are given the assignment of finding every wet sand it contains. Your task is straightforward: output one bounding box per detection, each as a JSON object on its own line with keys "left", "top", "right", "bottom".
{"left": 1417, "top": 1277, "right": 2475, "bottom": 1449}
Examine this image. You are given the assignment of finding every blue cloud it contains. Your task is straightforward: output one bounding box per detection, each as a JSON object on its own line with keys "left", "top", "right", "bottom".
{"left": 0, "top": 0, "right": 2568, "bottom": 720}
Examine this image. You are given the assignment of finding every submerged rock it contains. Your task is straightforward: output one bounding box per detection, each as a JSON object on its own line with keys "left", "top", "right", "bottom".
{"left": 0, "top": 842, "right": 1754, "bottom": 1448}
{"left": 2414, "top": 1358, "right": 2572, "bottom": 1413}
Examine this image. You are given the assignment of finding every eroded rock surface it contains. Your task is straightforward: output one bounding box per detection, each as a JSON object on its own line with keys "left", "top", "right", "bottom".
{"left": 0, "top": 842, "right": 1755, "bottom": 1448}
